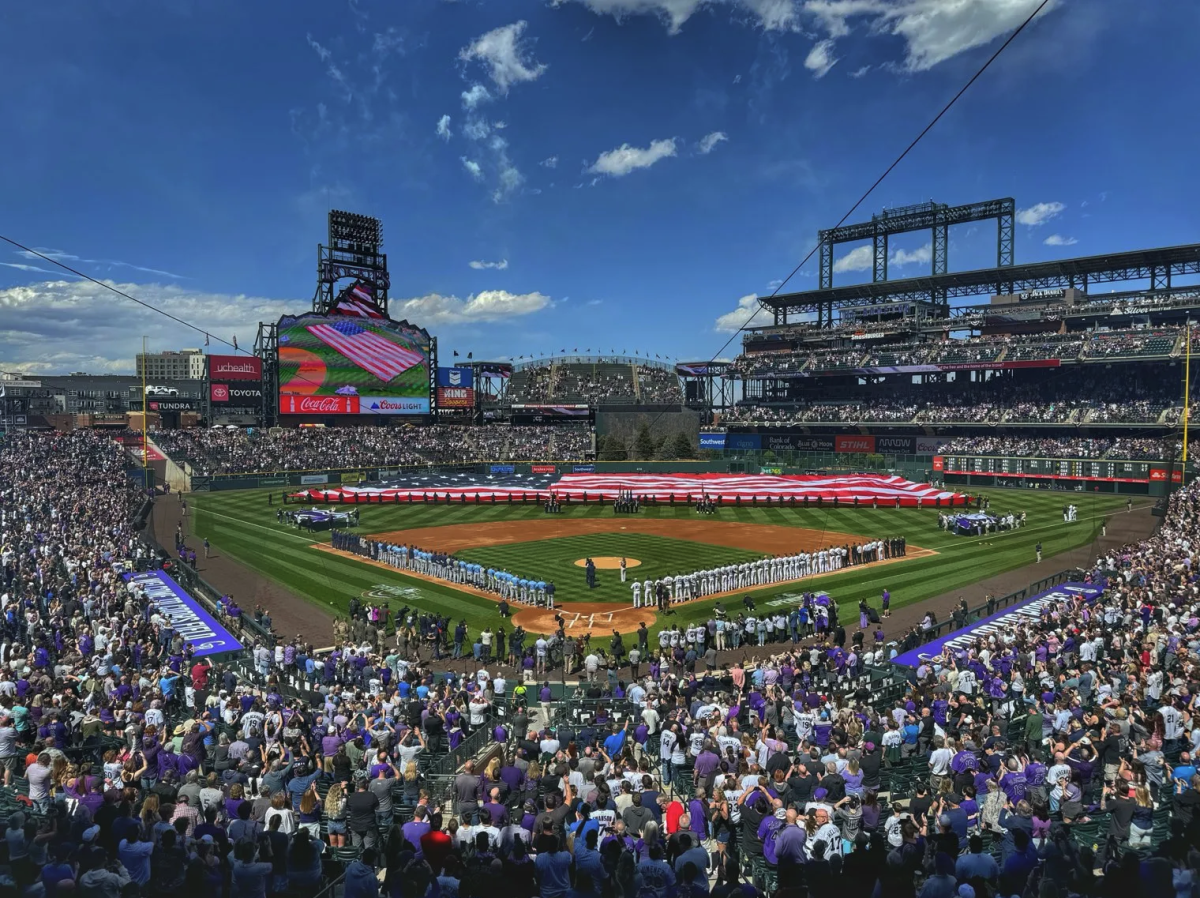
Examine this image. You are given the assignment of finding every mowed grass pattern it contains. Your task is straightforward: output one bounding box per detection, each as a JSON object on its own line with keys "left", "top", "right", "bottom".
{"left": 191, "top": 489, "right": 1128, "bottom": 637}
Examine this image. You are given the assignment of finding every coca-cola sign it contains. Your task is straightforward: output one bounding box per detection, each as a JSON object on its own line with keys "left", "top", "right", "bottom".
{"left": 279, "top": 395, "right": 360, "bottom": 415}
{"left": 208, "top": 355, "right": 262, "bottom": 381}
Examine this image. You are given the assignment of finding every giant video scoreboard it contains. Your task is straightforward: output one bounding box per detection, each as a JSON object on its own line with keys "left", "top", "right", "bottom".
{"left": 934, "top": 455, "right": 1175, "bottom": 484}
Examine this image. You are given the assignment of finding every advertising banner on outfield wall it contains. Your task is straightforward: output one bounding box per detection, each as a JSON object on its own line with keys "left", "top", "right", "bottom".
{"left": 208, "top": 355, "right": 262, "bottom": 381}
{"left": 933, "top": 456, "right": 945, "bottom": 471}
{"left": 699, "top": 432, "right": 727, "bottom": 449}
{"left": 892, "top": 582, "right": 1103, "bottom": 667}
{"left": 875, "top": 436, "right": 915, "bottom": 453}
{"left": 573, "top": 464, "right": 596, "bottom": 473}
{"left": 725, "top": 433, "right": 761, "bottom": 451}
{"left": 835, "top": 435, "right": 876, "bottom": 454}
{"left": 122, "top": 571, "right": 243, "bottom": 657}
{"left": 915, "top": 437, "right": 942, "bottom": 454}
{"left": 300, "top": 474, "right": 329, "bottom": 485}
{"left": 531, "top": 465, "right": 557, "bottom": 474}
{"left": 436, "top": 386, "right": 475, "bottom": 408}
{"left": 491, "top": 464, "right": 515, "bottom": 474}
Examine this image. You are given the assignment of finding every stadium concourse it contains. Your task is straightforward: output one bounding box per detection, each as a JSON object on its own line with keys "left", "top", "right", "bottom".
{"left": 1, "top": 427, "right": 1195, "bottom": 898}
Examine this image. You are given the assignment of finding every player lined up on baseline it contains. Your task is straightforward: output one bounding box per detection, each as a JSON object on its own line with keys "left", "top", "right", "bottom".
{"left": 629, "top": 537, "right": 904, "bottom": 608}
{"left": 330, "top": 530, "right": 557, "bottom": 607}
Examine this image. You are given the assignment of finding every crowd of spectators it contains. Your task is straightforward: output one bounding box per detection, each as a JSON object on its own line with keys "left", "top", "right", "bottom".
{"left": 508, "top": 360, "right": 681, "bottom": 405}
{"left": 151, "top": 425, "right": 592, "bottom": 475}
{"left": 735, "top": 327, "right": 1186, "bottom": 378}
{"left": 7, "top": 424, "right": 1200, "bottom": 898}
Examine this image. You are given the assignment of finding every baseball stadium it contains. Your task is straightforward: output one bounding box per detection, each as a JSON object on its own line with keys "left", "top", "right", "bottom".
{"left": 5, "top": 5, "right": 1200, "bottom": 895}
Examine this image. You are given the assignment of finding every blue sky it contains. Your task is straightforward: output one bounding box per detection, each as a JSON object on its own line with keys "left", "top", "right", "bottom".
{"left": 1, "top": 0, "right": 1197, "bottom": 373}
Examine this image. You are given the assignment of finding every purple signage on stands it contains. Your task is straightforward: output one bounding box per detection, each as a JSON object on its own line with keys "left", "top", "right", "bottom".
{"left": 891, "top": 581, "right": 1103, "bottom": 668}
{"left": 123, "top": 570, "right": 244, "bottom": 657}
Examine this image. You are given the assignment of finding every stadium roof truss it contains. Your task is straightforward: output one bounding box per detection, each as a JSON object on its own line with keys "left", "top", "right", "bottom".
{"left": 764, "top": 242, "right": 1200, "bottom": 325}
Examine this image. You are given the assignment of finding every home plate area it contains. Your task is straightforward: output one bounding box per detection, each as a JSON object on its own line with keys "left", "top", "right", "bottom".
{"left": 510, "top": 602, "right": 655, "bottom": 636}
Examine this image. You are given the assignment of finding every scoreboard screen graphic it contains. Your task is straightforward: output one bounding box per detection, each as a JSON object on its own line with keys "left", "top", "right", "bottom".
{"left": 277, "top": 312, "right": 431, "bottom": 415}
{"left": 938, "top": 456, "right": 1153, "bottom": 483}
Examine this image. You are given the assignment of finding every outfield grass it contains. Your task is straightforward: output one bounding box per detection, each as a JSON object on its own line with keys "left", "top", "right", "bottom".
{"left": 191, "top": 487, "right": 1127, "bottom": 638}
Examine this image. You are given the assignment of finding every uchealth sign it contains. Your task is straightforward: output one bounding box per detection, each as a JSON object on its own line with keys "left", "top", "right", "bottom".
{"left": 280, "top": 395, "right": 360, "bottom": 415}
{"left": 208, "top": 355, "right": 262, "bottom": 381}
{"left": 892, "top": 582, "right": 1104, "bottom": 667}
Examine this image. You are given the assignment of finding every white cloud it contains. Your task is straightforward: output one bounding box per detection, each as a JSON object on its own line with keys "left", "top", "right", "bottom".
{"left": 766, "top": 278, "right": 784, "bottom": 290}
{"left": 850, "top": 64, "right": 870, "bottom": 77}
{"left": 589, "top": 138, "right": 677, "bottom": 177}
{"left": 391, "top": 289, "right": 552, "bottom": 326}
{"left": 1044, "top": 234, "right": 1078, "bottom": 246}
{"left": 461, "top": 84, "right": 492, "bottom": 109}
{"left": 462, "top": 117, "right": 491, "bottom": 141}
{"left": 459, "top": 21, "right": 547, "bottom": 92}
{"left": 586, "top": 299, "right": 604, "bottom": 306}
{"left": 489, "top": 135, "right": 524, "bottom": 203}
{"left": 697, "top": 131, "right": 728, "bottom": 154}
{"left": 1017, "top": 201, "right": 1065, "bottom": 226}
{"left": 15, "top": 247, "right": 185, "bottom": 279}
{"left": 461, "top": 157, "right": 483, "bottom": 180}
{"left": 804, "top": 0, "right": 1059, "bottom": 72}
{"left": 0, "top": 279, "right": 296, "bottom": 374}
{"left": 715, "top": 293, "right": 762, "bottom": 332}
{"left": 832, "top": 245, "right": 873, "bottom": 273}
{"left": 436, "top": 114, "right": 452, "bottom": 140}
{"left": 891, "top": 243, "right": 932, "bottom": 266}
{"left": 540, "top": 156, "right": 559, "bottom": 168}
{"left": 470, "top": 259, "right": 509, "bottom": 270}
{"left": 804, "top": 39, "right": 839, "bottom": 77}
{"left": 0, "top": 262, "right": 80, "bottom": 278}
{"left": 550, "top": 0, "right": 802, "bottom": 35}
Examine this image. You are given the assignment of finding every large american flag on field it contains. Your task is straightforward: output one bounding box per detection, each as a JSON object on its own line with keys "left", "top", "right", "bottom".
{"left": 293, "top": 473, "right": 963, "bottom": 506}
{"left": 552, "top": 473, "right": 962, "bottom": 505}
{"left": 307, "top": 319, "right": 424, "bottom": 381}
{"left": 334, "top": 282, "right": 385, "bottom": 319}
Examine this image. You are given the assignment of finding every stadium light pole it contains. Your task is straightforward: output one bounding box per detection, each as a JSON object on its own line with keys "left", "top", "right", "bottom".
{"left": 141, "top": 335, "right": 149, "bottom": 495}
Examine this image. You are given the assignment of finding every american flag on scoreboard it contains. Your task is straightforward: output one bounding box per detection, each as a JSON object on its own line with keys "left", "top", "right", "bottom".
{"left": 307, "top": 320, "right": 424, "bottom": 381}
{"left": 334, "top": 282, "right": 385, "bottom": 319}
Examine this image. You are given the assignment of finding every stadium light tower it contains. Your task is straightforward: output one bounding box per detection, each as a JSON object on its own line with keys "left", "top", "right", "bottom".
{"left": 315, "top": 209, "right": 391, "bottom": 317}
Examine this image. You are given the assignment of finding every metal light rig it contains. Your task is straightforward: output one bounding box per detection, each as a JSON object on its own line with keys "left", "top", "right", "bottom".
{"left": 314, "top": 210, "right": 391, "bottom": 318}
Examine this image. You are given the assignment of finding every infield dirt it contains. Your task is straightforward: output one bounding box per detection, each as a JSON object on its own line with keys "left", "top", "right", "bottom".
{"left": 373, "top": 517, "right": 907, "bottom": 556}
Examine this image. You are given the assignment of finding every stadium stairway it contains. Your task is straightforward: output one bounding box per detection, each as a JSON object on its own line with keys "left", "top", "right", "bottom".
{"left": 631, "top": 363, "right": 641, "bottom": 402}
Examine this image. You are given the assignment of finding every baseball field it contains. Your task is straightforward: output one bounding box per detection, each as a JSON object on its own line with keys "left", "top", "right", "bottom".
{"left": 189, "top": 486, "right": 1129, "bottom": 639}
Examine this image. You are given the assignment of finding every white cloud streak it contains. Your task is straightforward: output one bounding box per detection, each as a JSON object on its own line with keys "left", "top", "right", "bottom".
{"left": 715, "top": 293, "right": 762, "bottom": 332}
{"left": 804, "top": 38, "right": 839, "bottom": 77}
{"left": 436, "top": 114, "right": 452, "bottom": 140}
{"left": 0, "top": 279, "right": 297, "bottom": 374}
{"left": 540, "top": 156, "right": 559, "bottom": 168}
{"left": 1017, "top": 201, "right": 1066, "bottom": 226}
{"left": 14, "top": 248, "right": 185, "bottom": 280}
{"left": 391, "top": 289, "right": 552, "bottom": 326}
{"left": 697, "top": 131, "right": 728, "bottom": 154}
{"left": 461, "top": 157, "right": 483, "bottom": 180}
{"left": 1044, "top": 234, "right": 1078, "bottom": 246}
{"left": 461, "top": 84, "right": 492, "bottom": 109}
{"left": 832, "top": 245, "right": 873, "bottom": 273}
{"left": 469, "top": 259, "right": 510, "bottom": 270}
{"left": 891, "top": 243, "right": 932, "bottom": 266}
{"left": 550, "top": 0, "right": 802, "bottom": 35}
{"left": 459, "top": 21, "right": 547, "bottom": 92}
{"left": 589, "top": 138, "right": 677, "bottom": 177}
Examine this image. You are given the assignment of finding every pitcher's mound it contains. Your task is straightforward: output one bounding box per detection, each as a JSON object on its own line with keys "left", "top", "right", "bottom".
{"left": 574, "top": 557, "right": 641, "bottom": 570}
